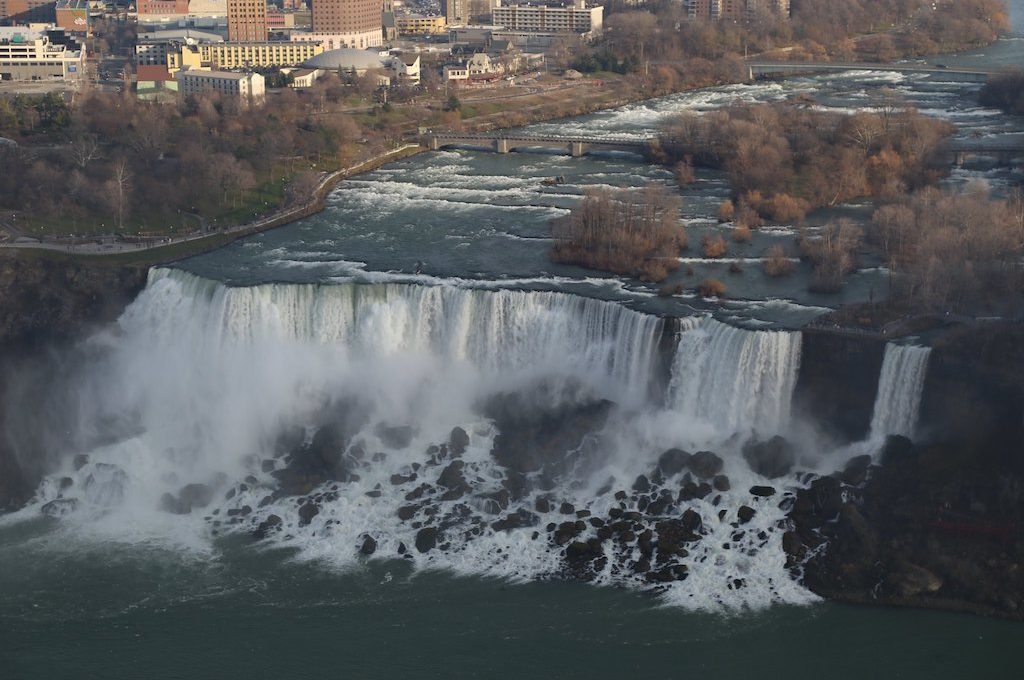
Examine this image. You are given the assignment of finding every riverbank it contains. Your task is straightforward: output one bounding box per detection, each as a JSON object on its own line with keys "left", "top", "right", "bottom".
{"left": 0, "top": 143, "right": 425, "bottom": 267}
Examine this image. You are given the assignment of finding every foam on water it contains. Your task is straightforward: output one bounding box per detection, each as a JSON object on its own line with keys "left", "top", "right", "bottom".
{"left": 13, "top": 270, "right": 829, "bottom": 611}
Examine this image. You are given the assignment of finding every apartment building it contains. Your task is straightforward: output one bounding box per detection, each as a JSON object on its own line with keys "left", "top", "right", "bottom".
{"left": 167, "top": 39, "right": 323, "bottom": 71}
{"left": 176, "top": 69, "right": 265, "bottom": 104}
{"left": 307, "top": 0, "right": 382, "bottom": 49}
{"left": 227, "top": 0, "right": 268, "bottom": 42}
{"left": 491, "top": 1, "right": 602, "bottom": 34}
{"left": 0, "top": 25, "right": 85, "bottom": 82}
{"left": 395, "top": 14, "right": 446, "bottom": 36}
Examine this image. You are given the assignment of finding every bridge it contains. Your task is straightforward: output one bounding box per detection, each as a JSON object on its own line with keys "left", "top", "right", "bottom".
{"left": 425, "top": 133, "right": 649, "bottom": 157}
{"left": 746, "top": 61, "right": 997, "bottom": 83}
{"left": 947, "top": 135, "right": 1024, "bottom": 165}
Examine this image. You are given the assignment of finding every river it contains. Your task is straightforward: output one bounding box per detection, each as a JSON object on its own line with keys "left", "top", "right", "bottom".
{"left": 2, "top": 5, "right": 1023, "bottom": 677}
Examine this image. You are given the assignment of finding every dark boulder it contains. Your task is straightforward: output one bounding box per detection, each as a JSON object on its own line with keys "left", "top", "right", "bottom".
{"left": 415, "top": 527, "right": 438, "bottom": 553}
{"left": 680, "top": 508, "right": 702, "bottom": 534}
{"left": 737, "top": 506, "right": 756, "bottom": 523}
{"left": 449, "top": 427, "right": 470, "bottom": 456}
{"left": 690, "top": 451, "right": 723, "bottom": 479}
{"left": 298, "top": 501, "right": 319, "bottom": 526}
{"left": 742, "top": 436, "right": 795, "bottom": 479}
{"left": 179, "top": 483, "right": 214, "bottom": 509}
{"left": 749, "top": 485, "right": 776, "bottom": 497}
{"left": 713, "top": 475, "right": 730, "bottom": 492}
{"left": 632, "top": 475, "right": 651, "bottom": 493}
{"left": 159, "top": 492, "right": 188, "bottom": 514}
{"left": 880, "top": 435, "right": 916, "bottom": 466}
{"left": 792, "top": 476, "right": 842, "bottom": 527}
{"left": 390, "top": 473, "right": 415, "bottom": 486}
{"left": 437, "top": 460, "right": 468, "bottom": 491}
{"left": 253, "top": 514, "right": 282, "bottom": 539}
{"left": 360, "top": 535, "right": 377, "bottom": 555}
{"left": 40, "top": 497, "right": 78, "bottom": 518}
{"left": 492, "top": 508, "right": 539, "bottom": 532}
{"left": 658, "top": 448, "right": 691, "bottom": 476}
{"left": 565, "top": 539, "right": 603, "bottom": 561}
{"left": 375, "top": 423, "right": 415, "bottom": 450}
{"left": 309, "top": 423, "right": 350, "bottom": 474}
{"left": 841, "top": 454, "right": 873, "bottom": 486}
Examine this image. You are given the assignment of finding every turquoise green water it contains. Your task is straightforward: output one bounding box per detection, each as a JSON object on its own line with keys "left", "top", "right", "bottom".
{"left": 1, "top": 531, "right": 1020, "bottom": 680}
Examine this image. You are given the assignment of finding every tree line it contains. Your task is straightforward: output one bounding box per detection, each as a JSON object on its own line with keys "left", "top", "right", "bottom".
{"left": 577, "top": 0, "right": 1009, "bottom": 77}
{"left": 0, "top": 80, "right": 372, "bottom": 236}
{"left": 653, "top": 101, "right": 954, "bottom": 223}
{"left": 979, "top": 71, "right": 1024, "bottom": 115}
{"left": 872, "top": 186, "right": 1024, "bottom": 313}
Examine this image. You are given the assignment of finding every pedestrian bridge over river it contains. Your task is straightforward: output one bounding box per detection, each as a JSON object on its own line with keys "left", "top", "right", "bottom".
{"left": 424, "top": 132, "right": 1023, "bottom": 164}
{"left": 425, "top": 133, "right": 648, "bottom": 157}
{"left": 746, "top": 61, "right": 999, "bottom": 82}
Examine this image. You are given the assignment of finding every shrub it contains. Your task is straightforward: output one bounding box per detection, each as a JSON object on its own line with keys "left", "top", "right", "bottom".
{"left": 763, "top": 245, "right": 795, "bottom": 277}
{"left": 674, "top": 159, "right": 696, "bottom": 186}
{"left": 736, "top": 205, "right": 763, "bottom": 230}
{"left": 732, "top": 224, "right": 752, "bottom": 243}
{"left": 729, "top": 262, "right": 743, "bottom": 274}
{"left": 717, "top": 199, "right": 735, "bottom": 222}
{"left": 697, "top": 278, "right": 727, "bottom": 297}
{"left": 702, "top": 234, "right": 728, "bottom": 258}
{"left": 763, "top": 193, "right": 808, "bottom": 223}
{"left": 658, "top": 283, "right": 684, "bottom": 297}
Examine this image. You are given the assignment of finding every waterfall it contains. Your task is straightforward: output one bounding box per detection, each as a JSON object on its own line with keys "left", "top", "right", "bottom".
{"left": 138, "top": 268, "right": 665, "bottom": 406}
{"left": 11, "top": 268, "right": 822, "bottom": 610}
{"left": 668, "top": 318, "right": 801, "bottom": 435}
{"left": 869, "top": 343, "right": 932, "bottom": 440}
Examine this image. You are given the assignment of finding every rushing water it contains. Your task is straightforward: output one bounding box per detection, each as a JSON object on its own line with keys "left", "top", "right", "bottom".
{"left": 869, "top": 343, "right": 932, "bottom": 440}
{"left": 3, "top": 8, "right": 1024, "bottom": 675}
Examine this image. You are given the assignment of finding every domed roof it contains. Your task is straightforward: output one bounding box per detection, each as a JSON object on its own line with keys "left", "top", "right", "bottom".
{"left": 304, "top": 48, "right": 386, "bottom": 70}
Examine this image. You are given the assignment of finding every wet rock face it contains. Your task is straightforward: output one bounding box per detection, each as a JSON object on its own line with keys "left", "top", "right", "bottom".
{"left": 485, "top": 388, "right": 613, "bottom": 476}
{"left": 742, "top": 436, "right": 795, "bottom": 479}
{"left": 159, "top": 483, "right": 215, "bottom": 514}
{"left": 689, "top": 451, "right": 723, "bottom": 480}
{"left": 787, "top": 436, "right": 1024, "bottom": 620}
{"left": 40, "top": 498, "right": 79, "bottom": 518}
{"left": 657, "top": 448, "right": 691, "bottom": 476}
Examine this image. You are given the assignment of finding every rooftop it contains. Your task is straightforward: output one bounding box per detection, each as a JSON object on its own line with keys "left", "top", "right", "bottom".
{"left": 0, "top": 27, "right": 45, "bottom": 43}
{"left": 178, "top": 69, "right": 258, "bottom": 80}
{"left": 303, "top": 47, "right": 385, "bottom": 70}
{"left": 137, "top": 28, "right": 224, "bottom": 44}
{"left": 56, "top": 0, "right": 89, "bottom": 8}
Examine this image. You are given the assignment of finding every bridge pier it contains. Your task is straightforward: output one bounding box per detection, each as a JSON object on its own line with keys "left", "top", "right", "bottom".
{"left": 428, "top": 137, "right": 440, "bottom": 151}
{"left": 570, "top": 141, "right": 586, "bottom": 157}
{"left": 495, "top": 138, "right": 511, "bottom": 154}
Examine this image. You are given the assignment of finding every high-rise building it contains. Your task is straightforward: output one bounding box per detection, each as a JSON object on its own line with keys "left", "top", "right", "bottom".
{"left": 440, "top": 0, "right": 468, "bottom": 26}
{"left": 311, "top": 0, "right": 381, "bottom": 37}
{"left": 227, "top": 0, "right": 268, "bottom": 42}
{"left": 683, "top": 0, "right": 789, "bottom": 21}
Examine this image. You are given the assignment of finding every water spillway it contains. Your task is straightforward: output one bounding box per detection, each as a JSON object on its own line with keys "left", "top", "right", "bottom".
{"left": 869, "top": 343, "right": 932, "bottom": 441}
